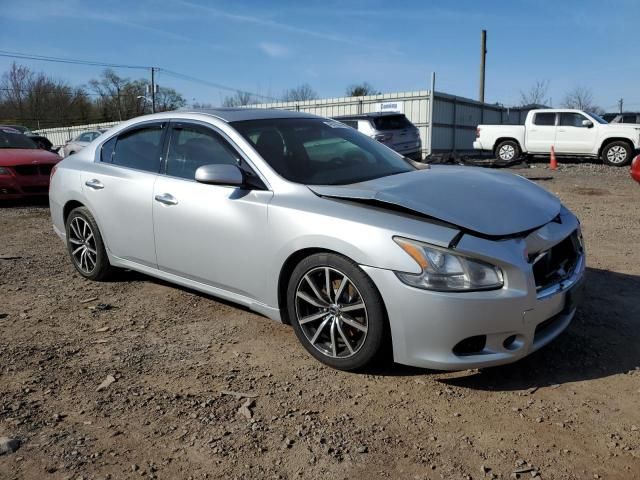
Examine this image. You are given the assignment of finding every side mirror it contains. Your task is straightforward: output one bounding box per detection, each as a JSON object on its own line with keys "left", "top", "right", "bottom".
{"left": 582, "top": 119, "right": 594, "bottom": 128}
{"left": 195, "top": 164, "right": 244, "bottom": 187}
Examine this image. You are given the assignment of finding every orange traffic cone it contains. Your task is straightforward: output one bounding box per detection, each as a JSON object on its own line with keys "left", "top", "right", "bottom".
{"left": 549, "top": 146, "right": 558, "bottom": 170}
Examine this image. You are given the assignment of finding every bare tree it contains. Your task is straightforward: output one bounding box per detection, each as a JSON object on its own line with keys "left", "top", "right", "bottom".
{"left": 282, "top": 83, "right": 317, "bottom": 102}
{"left": 519, "top": 80, "right": 550, "bottom": 107}
{"left": 346, "top": 82, "right": 379, "bottom": 97}
{"left": 154, "top": 86, "right": 186, "bottom": 112}
{"left": 222, "top": 91, "right": 257, "bottom": 107}
{"left": 562, "top": 86, "right": 603, "bottom": 113}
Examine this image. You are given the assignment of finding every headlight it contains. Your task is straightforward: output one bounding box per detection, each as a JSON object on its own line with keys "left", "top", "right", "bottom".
{"left": 0, "top": 167, "right": 12, "bottom": 175}
{"left": 393, "top": 237, "right": 504, "bottom": 292}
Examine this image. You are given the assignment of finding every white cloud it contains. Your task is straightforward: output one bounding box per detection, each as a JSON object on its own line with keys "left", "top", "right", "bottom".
{"left": 258, "top": 42, "right": 289, "bottom": 58}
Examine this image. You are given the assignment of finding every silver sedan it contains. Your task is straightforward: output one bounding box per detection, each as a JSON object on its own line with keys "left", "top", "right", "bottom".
{"left": 49, "top": 109, "right": 585, "bottom": 371}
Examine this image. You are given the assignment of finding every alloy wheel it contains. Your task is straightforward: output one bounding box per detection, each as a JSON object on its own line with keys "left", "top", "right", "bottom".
{"left": 607, "top": 145, "right": 627, "bottom": 165}
{"left": 499, "top": 144, "right": 515, "bottom": 160}
{"left": 295, "top": 267, "right": 368, "bottom": 359}
{"left": 68, "top": 216, "right": 97, "bottom": 274}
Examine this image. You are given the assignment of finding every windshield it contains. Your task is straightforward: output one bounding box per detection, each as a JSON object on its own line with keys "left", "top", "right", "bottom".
{"left": 0, "top": 130, "right": 38, "bottom": 149}
{"left": 231, "top": 118, "right": 414, "bottom": 185}
{"left": 587, "top": 112, "right": 608, "bottom": 124}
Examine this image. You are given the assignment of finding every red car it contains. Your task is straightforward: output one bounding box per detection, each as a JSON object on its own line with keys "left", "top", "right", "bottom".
{"left": 0, "top": 127, "right": 61, "bottom": 199}
{"left": 631, "top": 154, "right": 640, "bottom": 184}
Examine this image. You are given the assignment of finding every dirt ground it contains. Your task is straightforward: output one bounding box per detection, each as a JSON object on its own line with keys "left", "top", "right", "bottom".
{"left": 1, "top": 161, "right": 639, "bottom": 480}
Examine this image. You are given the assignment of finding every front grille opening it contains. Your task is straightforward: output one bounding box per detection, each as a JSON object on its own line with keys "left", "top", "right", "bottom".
{"left": 530, "top": 231, "right": 581, "bottom": 291}
{"left": 453, "top": 335, "right": 486, "bottom": 356}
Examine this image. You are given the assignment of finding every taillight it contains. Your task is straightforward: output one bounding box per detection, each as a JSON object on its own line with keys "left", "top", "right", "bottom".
{"left": 476, "top": 127, "right": 481, "bottom": 139}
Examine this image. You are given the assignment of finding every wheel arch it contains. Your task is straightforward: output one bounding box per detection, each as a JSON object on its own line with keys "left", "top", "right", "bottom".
{"left": 598, "top": 137, "right": 634, "bottom": 158}
{"left": 63, "top": 199, "right": 86, "bottom": 224}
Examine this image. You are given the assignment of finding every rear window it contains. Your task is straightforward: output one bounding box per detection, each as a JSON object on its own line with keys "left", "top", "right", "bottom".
{"left": 533, "top": 112, "right": 556, "bottom": 126}
{"left": 372, "top": 115, "right": 412, "bottom": 131}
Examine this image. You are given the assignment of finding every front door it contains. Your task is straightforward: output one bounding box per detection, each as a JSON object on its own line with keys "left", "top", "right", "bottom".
{"left": 555, "top": 112, "right": 596, "bottom": 154}
{"left": 152, "top": 121, "right": 272, "bottom": 300}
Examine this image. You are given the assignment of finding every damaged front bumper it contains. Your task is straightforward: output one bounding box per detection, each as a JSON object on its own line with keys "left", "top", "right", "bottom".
{"left": 362, "top": 208, "right": 585, "bottom": 370}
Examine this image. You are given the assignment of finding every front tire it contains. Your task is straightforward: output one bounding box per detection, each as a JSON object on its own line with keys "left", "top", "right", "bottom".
{"left": 286, "top": 253, "right": 387, "bottom": 371}
{"left": 601, "top": 141, "right": 632, "bottom": 166}
{"left": 495, "top": 140, "right": 520, "bottom": 162}
{"left": 65, "top": 207, "right": 113, "bottom": 281}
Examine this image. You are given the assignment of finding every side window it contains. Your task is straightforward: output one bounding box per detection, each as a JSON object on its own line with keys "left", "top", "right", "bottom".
{"left": 166, "top": 124, "right": 240, "bottom": 180}
{"left": 341, "top": 120, "right": 358, "bottom": 129}
{"left": 559, "top": 113, "right": 588, "bottom": 127}
{"left": 533, "top": 113, "right": 556, "bottom": 126}
{"left": 112, "top": 126, "right": 163, "bottom": 172}
{"left": 622, "top": 115, "right": 636, "bottom": 123}
{"left": 100, "top": 137, "right": 117, "bottom": 163}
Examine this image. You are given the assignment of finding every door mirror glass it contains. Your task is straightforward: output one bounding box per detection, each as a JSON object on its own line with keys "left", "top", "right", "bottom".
{"left": 582, "top": 119, "right": 594, "bottom": 128}
{"left": 195, "top": 164, "right": 244, "bottom": 186}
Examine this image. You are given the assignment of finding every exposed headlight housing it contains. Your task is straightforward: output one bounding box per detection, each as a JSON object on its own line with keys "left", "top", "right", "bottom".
{"left": 393, "top": 237, "right": 504, "bottom": 292}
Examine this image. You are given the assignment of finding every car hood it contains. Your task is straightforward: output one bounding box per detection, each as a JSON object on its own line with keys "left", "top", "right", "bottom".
{"left": 308, "top": 166, "right": 562, "bottom": 237}
{"left": 0, "top": 148, "right": 61, "bottom": 166}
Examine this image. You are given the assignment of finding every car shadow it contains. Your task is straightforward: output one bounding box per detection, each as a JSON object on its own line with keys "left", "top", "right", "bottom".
{"left": 0, "top": 197, "right": 50, "bottom": 209}
{"left": 434, "top": 267, "right": 640, "bottom": 390}
{"left": 104, "top": 266, "right": 640, "bottom": 387}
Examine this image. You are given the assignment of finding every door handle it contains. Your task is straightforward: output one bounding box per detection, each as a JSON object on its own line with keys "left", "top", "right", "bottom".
{"left": 85, "top": 179, "right": 104, "bottom": 190}
{"left": 557, "top": 129, "right": 566, "bottom": 132}
{"left": 154, "top": 193, "right": 178, "bottom": 206}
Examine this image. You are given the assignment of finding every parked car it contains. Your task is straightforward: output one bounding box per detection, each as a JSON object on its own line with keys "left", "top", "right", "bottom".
{"left": 332, "top": 112, "right": 422, "bottom": 161}
{"left": 2, "top": 124, "right": 54, "bottom": 151}
{"left": 49, "top": 109, "right": 585, "bottom": 371}
{"left": 63, "top": 129, "right": 107, "bottom": 157}
{"left": 602, "top": 113, "right": 640, "bottom": 124}
{"left": 631, "top": 154, "right": 640, "bottom": 183}
{"left": 474, "top": 109, "right": 640, "bottom": 166}
{"left": 0, "top": 126, "right": 61, "bottom": 199}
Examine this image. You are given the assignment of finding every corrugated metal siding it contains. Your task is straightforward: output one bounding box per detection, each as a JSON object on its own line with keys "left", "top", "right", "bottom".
{"left": 33, "top": 121, "right": 120, "bottom": 148}
{"left": 31, "top": 91, "right": 535, "bottom": 155}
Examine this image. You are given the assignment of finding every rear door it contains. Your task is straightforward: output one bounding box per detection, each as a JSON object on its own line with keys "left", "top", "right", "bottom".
{"left": 80, "top": 122, "right": 166, "bottom": 268}
{"left": 526, "top": 112, "right": 557, "bottom": 153}
{"left": 555, "top": 112, "right": 596, "bottom": 154}
{"left": 152, "top": 121, "right": 272, "bottom": 300}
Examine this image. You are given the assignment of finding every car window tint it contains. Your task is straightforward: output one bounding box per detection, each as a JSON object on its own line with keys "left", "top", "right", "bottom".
{"left": 533, "top": 113, "right": 556, "bottom": 126}
{"left": 559, "top": 113, "right": 587, "bottom": 127}
{"left": 79, "top": 133, "right": 92, "bottom": 142}
{"left": 111, "top": 126, "right": 163, "bottom": 172}
{"left": 623, "top": 115, "right": 637, "bottom": 123}
{"left": 166, "top": 125, "right": 239, "bottom": 180}
{"left": 340, "top": 120, "right": 358, "bottom": 129}
{"left": 100, "top": 137, "right": 117, "bottom": 163}
{"left": 372, "top": 115, "right": 411, "bottom": 130}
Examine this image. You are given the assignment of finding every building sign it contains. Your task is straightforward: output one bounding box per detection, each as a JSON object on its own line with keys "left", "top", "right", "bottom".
{"left": 375, "top": 101, "right": 404, "bottom": 113}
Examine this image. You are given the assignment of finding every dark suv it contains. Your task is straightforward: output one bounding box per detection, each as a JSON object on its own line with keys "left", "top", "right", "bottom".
{"left": 333, "top": 112, "right": 422, "bottom": 161}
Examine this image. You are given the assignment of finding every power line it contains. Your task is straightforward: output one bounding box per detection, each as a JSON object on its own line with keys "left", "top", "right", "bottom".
{"left": 0, "top": 50, "right": 278, "bottom": 102}
{"left": 0, "top": 50, "right": 151, "bottom": 70}
{"left": 158, "top": 69, "right": 278, "bottom": 101}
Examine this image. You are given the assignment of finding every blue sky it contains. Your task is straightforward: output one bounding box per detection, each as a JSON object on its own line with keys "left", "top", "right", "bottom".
{"left": 1, "top": 0, "right": 638, "bottom": 111}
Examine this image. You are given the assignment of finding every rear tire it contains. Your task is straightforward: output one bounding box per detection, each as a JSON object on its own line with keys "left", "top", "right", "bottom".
{"left": 601, "top": 141, "right": 632, "bottom": 166}
{"left": 495, "top": 140, "right": 520, "bottom": 162}
{"left": 65, "top": 207, "right": 114, "bottom": 281}
{"left": 286, "top": 253, "right": 387, "bottom": 371}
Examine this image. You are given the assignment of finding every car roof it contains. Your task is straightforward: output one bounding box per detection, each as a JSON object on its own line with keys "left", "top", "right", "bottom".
{"left": 332, "top": 112, "right": 407, "bottom": 120}
{"left": 0, "top": 125, "right": 23, "bottom": 134}
{"left": 175, "top": 107, "right": 320, "bottom": 122}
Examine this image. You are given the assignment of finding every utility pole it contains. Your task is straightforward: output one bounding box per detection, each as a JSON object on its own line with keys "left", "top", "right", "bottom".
{"left": 151, "top": 67, "right": 157, "bottom": 113}
{"left": 618, "top": 98, "right": 624, "bottom": 114}
{"left": 479, "top": 29, "right": 487, "bottom": 103}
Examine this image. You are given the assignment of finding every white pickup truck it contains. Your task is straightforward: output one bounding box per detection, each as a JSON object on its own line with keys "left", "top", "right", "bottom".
{"left": 474, "top": 109, "right": 640, "bottom": 166}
